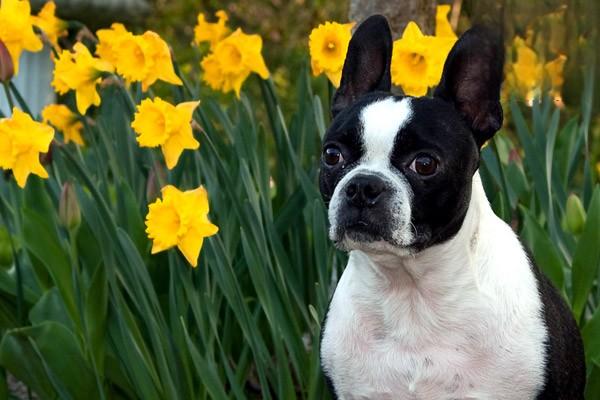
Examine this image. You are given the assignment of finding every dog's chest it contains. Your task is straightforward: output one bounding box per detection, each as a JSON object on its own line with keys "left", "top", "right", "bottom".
{"left": 320, "top": 252, "right": 547, "bottom": 400}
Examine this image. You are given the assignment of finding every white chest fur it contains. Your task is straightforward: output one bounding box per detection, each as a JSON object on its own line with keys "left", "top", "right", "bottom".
{"left": 321, "top": 175, "right": 548, "bottom": 400}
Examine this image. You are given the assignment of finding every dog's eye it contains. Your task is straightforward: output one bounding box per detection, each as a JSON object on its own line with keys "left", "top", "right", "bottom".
{"left": 323, "top": 146, "right": 344, "bottom": 166}
{"left": 410, "top": 155, "right": 438, "bottom": 176}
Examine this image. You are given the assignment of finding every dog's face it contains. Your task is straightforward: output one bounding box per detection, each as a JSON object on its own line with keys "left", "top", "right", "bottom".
{"left": 319, "top": 16, "right": 504, "bottom": 255}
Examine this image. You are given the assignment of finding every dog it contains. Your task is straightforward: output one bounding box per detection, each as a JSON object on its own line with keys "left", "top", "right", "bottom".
{"left": 318, "top": 15, "right": 585, "bottom": 400}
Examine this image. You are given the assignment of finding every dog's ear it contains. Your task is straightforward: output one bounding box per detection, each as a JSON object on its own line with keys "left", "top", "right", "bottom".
{"left": 331, "top": 15, "right": 392, "bottom": 117}
{"left": 434, "top": 26, "right": 504, "bottom": 147}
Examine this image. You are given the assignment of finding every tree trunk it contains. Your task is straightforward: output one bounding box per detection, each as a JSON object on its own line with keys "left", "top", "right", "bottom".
{"left": 349, "top": 0, "right": 437, "bottom": 39}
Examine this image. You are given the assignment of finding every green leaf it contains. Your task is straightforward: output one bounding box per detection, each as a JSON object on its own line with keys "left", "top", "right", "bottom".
{"left": 0, "top": 322, "right": 99, "bottom": 399}
{"left": 520, "top": 207, "right": 565, "bottom": 291}
{"left": 29, "top": 288, "right": 74, "bottom": 330}
{"left": 582, "top": 305, "right": 600, "bottom": 367}
{"left": 585, "top": 363, "right": 600, "bottom": 400}
{"left": 572, "top": 186, "right": 600, "bottom": 320}
{"left": 21, "top": 208, "right": 78, "bottom": 325}
{"left": 85, "top": 262, "right": 108, "bottom": 373}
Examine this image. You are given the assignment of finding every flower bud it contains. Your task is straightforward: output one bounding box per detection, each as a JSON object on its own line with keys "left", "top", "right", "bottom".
{"left": 562, "top": 194, "right": 586, "bottom": 235}
{"left": 59, "top": 182, "right": 81, "bottom": 231}
{"left": 0, "top": 40, "right": 14, "bottom": 82}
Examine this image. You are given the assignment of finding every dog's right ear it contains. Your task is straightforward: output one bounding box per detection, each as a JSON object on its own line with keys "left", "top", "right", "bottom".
{"left": 331, "top": 15, "right": 393, "bottom": 117}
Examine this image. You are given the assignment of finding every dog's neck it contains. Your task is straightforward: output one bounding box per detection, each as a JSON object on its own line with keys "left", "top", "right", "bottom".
{"left": 345, "top": 173, "right": 494, "bottom": 340}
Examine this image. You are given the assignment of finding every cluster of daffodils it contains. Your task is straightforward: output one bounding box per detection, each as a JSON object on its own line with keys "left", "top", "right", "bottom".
{"left": 194, "top": 10, "right": 269, "bottom": 97}
{"left": 0, "top": 1, "right": 575, "bottom": 268}
{"left": 0, "top": 0, "right": 223, "bottom": 266}
{"left": 309, "top": 6, "right": 457, "bottom": 96}
{"left": 0, "top": 0, "right": 65, "bottom": 189}
{"left": 505, "top": 36, "right": 566, "bottom": 106}
{"left": 95, "top": 23, "right": 183, "bottom": 91}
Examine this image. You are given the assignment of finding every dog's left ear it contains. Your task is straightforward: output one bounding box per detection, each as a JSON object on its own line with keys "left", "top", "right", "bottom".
{"left": 434, "top": 26, "right": 504, "bottom": 147}
{"left": 331, "top": 15, "right": 393, "bottom": 116}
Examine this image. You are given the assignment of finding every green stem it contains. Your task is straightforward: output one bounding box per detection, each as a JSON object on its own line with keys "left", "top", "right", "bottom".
{"left": 0, "top": 193, "right": 24, "bottom": 326}
{"left": 68, "top": 230, "right": 107, "bottom": 400}
{"left": 2, "top": 81, "right": 15, "bottom": 111}
{"left": 490, "top": 136, "right": 512, "bottom": 222}
{"left": 8, "top": 82, "right": 32, "bottom": 115}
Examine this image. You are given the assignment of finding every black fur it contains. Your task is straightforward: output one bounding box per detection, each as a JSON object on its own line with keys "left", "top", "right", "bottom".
{"left": 434, "top": 25, "right": 504, "bottom": 147}
{"left": 332, "top": 15, "right": 392, "bottom": 116}
{"left": 529, "top": 259, "right": 586, "bottom": 399}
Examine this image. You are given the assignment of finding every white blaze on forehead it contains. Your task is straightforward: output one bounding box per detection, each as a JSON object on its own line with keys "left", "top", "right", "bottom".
{"left": 359, "top": 97, "right": 412, "bottom": 164}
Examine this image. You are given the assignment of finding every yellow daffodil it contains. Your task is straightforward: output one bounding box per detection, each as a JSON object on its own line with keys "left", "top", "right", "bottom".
{"left": 96, "top": 25, "right": 182, "bottom": 91}
{"left": 0, "top": 0, "right": 43, "bottom": 75}
{"left": 435, "top": 5, "right": 457, "bottom": 39}
{"left": 137, "top": 31, "right": 183, "bottom": 90}
{"left": 131, "top": 97, "right": 200, "bottom": 169}
{"left": 544, "top": 54, "right": 567, "bottom": 98}
{"left": 145, "top": 185, "right": 218, "bottom": 267}
{"left": 42, "top": 104, "right": 84, "bottom": 145}
{"left": 201, "top": 28, "right": 269, "bottom": 97}
{"left": 95, "top": 23, "right": 129, "bottom": 65}
{"left": 391, "top": 22, "right": 456, "bottom": 96}
{"left": 32, "top": 1, "right": 68, "bottom": 50}
{"left": 0, "top": 108, "right": 54, "bottom": 188}
{"left": 309, "top": 21, "right": 353, "bottom": 87}
{"left": 194, "top": 10, "right": 229, "bottom": 48}
{"left": 391, "top": 22, "right": 429, "bottom": 96}
{"left": 52, "top": 42, "right": 114, "bottom": 114}
{"left": 511, "top": 37, "right": 543, "bottom": 104}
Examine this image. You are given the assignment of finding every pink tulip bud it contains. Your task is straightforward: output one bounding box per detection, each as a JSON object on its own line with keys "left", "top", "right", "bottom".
{"left": 0, "top": 40, "right": 14, "bottom": 82}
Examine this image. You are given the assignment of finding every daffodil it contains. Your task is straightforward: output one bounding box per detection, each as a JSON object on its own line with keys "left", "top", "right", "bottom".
{"left": 96, "top": 25, "right": 182, "bottom": 91}
{"left": 391, "top": 22, "right": 456, "bottom": 96}
{"left": 145, "top": 185, "right": 218, "bottom": 267}
{"left": 32, "top": 1, "right": 68, "bottom": 50}
{"left": 95, "top": 23, "right": 129, "bottom": 65}
{"left": 52, "top": 42, "right": 114, "bottom": 114}
{"left": 544, "top": 54, "right": 567, "bottom": 99}
{"left": 0, "top": 108, "right": 54, "bottom": 188}
{"left": 42, "top": 104, "right": 84, "bottom": 145}
{"left": 435, "top": 5, "right": 456, "bottom": 39}
{"left": 201, "top": 28, "right": 269, "bottom": 97}
{"left": 0, "top": 0, "right": 43, "bottom": 75}
{"left": 511, "top": 37, "right": 543, "bottom": 103}
{"left": 309, "top": 21, "right": 353, "bottom": 87}
{"left": 137, "top": 31, "right": 183, "bottom": 90}
{"left": 194, "top": 10, "right": 229, "bottom": 48}
{"left": 131, "top": 97, "right": 200, "bottom": 169}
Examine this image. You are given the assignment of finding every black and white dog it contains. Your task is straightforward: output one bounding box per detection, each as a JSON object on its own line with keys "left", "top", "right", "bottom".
{"left": 319, "top": 15, "right": 585, "bottom": 399}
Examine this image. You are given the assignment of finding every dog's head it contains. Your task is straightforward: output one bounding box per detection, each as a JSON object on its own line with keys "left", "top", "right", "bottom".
{"left": 319, "top": 15, "right": 504, "bottom": 256}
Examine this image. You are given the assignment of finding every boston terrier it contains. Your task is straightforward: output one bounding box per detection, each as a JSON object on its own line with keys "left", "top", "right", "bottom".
{"left": 319, "top": 15, "right": 585, "bottom": 400}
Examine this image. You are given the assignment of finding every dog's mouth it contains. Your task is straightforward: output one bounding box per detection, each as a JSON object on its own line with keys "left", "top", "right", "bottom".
{"left": 334, "top": 215, "right": 390, "bottom": 245}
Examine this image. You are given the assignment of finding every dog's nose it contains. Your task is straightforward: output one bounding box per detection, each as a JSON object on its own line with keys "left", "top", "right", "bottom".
{"left": 345, "top": 174, "right": 386, "bottom": 208}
